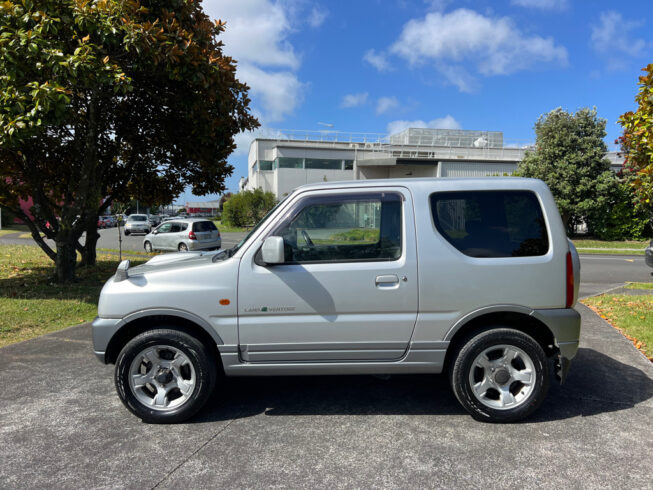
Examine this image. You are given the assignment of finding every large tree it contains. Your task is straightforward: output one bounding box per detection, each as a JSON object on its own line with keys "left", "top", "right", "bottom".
{"left": 0, "top": 0, "right": 258, "bottom": 281}
{"left": 619, "top": 63, "right": 653, "bottom": 221}
{"left": 517, "top": 107, "right": 615, "bottom": 231}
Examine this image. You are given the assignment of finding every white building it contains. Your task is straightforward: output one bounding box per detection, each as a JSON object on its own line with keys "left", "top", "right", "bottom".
{"left": 242, "top": 128, "right": 624, "bottom": 199}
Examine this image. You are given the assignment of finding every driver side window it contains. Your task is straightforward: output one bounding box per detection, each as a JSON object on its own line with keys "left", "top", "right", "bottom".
{"left": 157, "top": 223, "right": 172, "bottom": 233}
{"left": 272, "top": 192, "right": 402, "bottom": 263}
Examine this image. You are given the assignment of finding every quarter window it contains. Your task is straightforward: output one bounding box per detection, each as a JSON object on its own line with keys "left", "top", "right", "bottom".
{"left": 430, "top": 191, "right": 549, "bottom": 258}
{"left": 271, "top": 193, "right": 402, "bottom": 263}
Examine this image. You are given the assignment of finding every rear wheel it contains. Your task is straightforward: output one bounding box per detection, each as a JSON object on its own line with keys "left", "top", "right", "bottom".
{"left": 450, "top": 328, "right": 549, "bottom": 423}
{"left": 144, "top": 241, "right": 153, "bottom": 253}
{"left": 178, "top": 243, "right": 188, "bottom": 252}
{"left": 115, "top": 328, "right": 217, "bottom": 423}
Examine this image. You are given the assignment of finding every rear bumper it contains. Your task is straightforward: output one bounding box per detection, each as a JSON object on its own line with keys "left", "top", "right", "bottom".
{"left": 188, "top": 238, "right": 221, "bottom": 250}
{"left": 532, "top": 308, "right": 581, "bottom": 383}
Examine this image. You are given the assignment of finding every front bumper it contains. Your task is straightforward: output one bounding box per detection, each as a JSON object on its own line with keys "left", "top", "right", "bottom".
{"left": 92, "top": 316, "right": 122, "bottom": 363}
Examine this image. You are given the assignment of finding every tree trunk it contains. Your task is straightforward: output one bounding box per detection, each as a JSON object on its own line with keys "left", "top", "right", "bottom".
{"left": 55, "top": 239, "right": 77, "bottom": 282}
{"left": 80, "top": 216, "right": 100, "bottom": 266}
{"left": 561, "top": 214, "right": 571, "bottom": 236}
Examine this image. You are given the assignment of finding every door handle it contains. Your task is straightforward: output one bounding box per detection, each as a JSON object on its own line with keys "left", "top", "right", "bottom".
{"left": 375, "top": 274, "right": 400, "bottom": 289}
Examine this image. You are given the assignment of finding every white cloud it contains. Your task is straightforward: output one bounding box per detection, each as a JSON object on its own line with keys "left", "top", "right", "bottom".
{"left": 340, "top": 92, "right": 369, "bottom": 108}
{"left": 308, "top": 6, "right": 328, "bottom": 27}
{"left": 202, "top": 0, "right": 305, "bottom": 125}
{"left": 388, "top": 9, "right": 568, "bottom": 91}
{"left": 363, "top": 49, "right": 392, "bottom": 72}
{"left": 511, "top": 0, "right": 567, "bottom": 9}
{"left": 206, "top": 0, "right": 299, "bottom": 69}
{"left": 376, "top": 96, "right": 400, "bottom": 115}
{"left": 591, "top": 11, "right": 649, "bottom": 70}
{"left": 237, "top": 64, "right": 305, "bottom": 122}
{"left": 386, "top": 116, "right": 461, "bottom": 135}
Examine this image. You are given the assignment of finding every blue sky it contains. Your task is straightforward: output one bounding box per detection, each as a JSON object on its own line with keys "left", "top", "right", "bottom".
{"left": 183, "top": 0, "right": 652, "bottom": 203}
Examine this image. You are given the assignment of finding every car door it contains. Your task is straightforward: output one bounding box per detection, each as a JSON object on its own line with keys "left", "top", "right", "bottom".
{"left": 153, "top": 222, "right": 173, "bottom": 250}
{"left": 237, "top": 187, "right": 418, "bottom": 362}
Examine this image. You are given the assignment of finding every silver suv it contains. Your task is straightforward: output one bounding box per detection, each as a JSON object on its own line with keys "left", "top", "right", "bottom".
{"left": 93, "top": 178, "right": 581, "bottom": 423}
{"left": 143, "top": 218, "right": 221, "bottom": 253}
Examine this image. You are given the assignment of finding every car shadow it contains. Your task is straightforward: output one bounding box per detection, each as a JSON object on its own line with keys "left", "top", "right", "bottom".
{"left": 193, "top": 347, "right": 653, "bottom": 424}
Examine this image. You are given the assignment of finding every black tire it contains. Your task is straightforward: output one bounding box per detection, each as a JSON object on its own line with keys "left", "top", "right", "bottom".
{"left": 144, "top": 241, "right": 153, "bottom": 253}
{"left": 115, "top": 328, "right": 217, "bottom": 423}
{"left": 124, "top": 230, "right": 131, "bottom": 236}
{"left": 178, "top": 243, "right": 188, "bottom": 252}
{"left": 450, "top": 328, "right": 549, "bottom": 423}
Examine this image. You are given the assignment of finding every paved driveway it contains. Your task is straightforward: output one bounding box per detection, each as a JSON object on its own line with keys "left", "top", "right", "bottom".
{"left": 1, "top": 303, "right": 652, "bottom": 488}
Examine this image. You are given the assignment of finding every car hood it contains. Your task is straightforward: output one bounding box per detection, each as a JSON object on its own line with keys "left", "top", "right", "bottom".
{"left": 125, "top": 251, "right": 220, "bottom": 276}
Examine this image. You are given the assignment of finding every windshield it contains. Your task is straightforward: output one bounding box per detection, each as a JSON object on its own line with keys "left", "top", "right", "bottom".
{"left": 213, "top": 194, "right": 290, "bottom": 262}
{"left": 128, "top": 215, "right": 147, "bottom": 222}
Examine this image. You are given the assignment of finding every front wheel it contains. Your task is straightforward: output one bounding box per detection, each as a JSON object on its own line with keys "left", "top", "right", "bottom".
{"left": 144, "top": 241, "right": 153, "bottom": 253}
{"left": 124, "top": 230, "right": 131, "bottom": 236}
{"left": 450, "top": 328, "right": 549, "bottom": 423}
{"left": 115, "top": 328, "right": 217, "bottom": 423}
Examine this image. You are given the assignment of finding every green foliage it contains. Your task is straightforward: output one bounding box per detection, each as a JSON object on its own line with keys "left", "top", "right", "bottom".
{"left": 619, "top": 63, "right": 653, "bottom": 220}
{"left": 222, "top": 189, "right": 276, "bottom": 228}
{"left": 587, "top": 181, "right": 652, "bottom": 240}
{"left": 518, "top": 107, "right": 616, "bottom": 232}
{"left": 329, "top": 228, "right": 380, "bottom": 243}
{"left": 0, "top": 0, "right": 258, "bottom": 280}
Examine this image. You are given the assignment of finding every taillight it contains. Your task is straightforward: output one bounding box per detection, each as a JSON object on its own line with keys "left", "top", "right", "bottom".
{"left": 189, "top": 231, "right": 197, "bottom": 240}
{"left": 566, "top": 251, "right": 574, "bottom": 308}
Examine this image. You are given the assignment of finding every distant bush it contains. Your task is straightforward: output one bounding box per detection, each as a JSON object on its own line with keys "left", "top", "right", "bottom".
{"left": 222, "top": 189, "right": 276, "bottom": 228}
{"left": 587, "top": 181, "right": 652, "bottom": 240}
{"left": 330, "top": 228, "right": 380, "bottom": 242}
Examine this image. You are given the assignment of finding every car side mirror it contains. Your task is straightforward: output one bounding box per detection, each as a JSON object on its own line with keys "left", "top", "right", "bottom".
{"left": 261, "top": 236, "right": 285, "bottom": 265}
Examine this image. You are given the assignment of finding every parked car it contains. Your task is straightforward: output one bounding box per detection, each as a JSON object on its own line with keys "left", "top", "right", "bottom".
{"left": 142, "top": 218, "right": 221, "bottom": 252}
{"left": 93, "top": 178, "right": 580, "bottom": 424}
{"left": 149, "top": 215, "right": 162, "bottom": 227}
{"left": 646, "top": 240, "right": 653, "bottom": 268}
{"left": 99, "top": 215, "right": 116, "bottom": 228}
{"left": 124, "top": 214, "right": 151, "bottom": 235}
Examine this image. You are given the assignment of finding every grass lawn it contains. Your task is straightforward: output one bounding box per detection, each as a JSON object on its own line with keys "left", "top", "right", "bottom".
{"left": 213, "top": 220, "right": 249, "bottom": 233}
{"left": 582, "top": 294, "right": 653, "bottom": 360}
{"left": 625, "top": 282, "right": 653, "bottom": 290}
{"left": 0, "top": 245, "right": 143, "bottom": 347}
{"left": 572, "top": 239, "right": 648, "bottom": 255}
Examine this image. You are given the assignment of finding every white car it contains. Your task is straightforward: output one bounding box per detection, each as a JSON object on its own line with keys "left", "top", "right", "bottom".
{"left": 124, "top": 214, "right": 151, "bottom": 235}
{"left": 142, "top": 219, "right": 221, "bottom": 252}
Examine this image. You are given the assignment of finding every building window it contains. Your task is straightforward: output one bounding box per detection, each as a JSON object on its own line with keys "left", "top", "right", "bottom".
{"left": 276, "top": 157, "right": 304, "bottom": 169}
{"left": 344, "top": 160, "right": 354, "bottom": 170}
{"left": 259, "top": 160, "right": 273, "bottom": 171}
{"left": 430, "top": 190, "right": 549, "bottom": 258}
{"left": 270, "top": 192, "right": 402, "bottom": 263}
{"left": 304, "top": 158, "right": 342, "bottom": 170}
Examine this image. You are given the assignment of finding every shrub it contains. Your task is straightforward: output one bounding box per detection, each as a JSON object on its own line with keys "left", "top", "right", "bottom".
{"left": 588, "top": 181, "right": 653, "bottom": 240}
{"left": 222, "top": 189, "right": 276, "bottom": 227}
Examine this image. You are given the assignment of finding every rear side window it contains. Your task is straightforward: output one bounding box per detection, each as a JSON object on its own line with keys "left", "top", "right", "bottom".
{"left": 430, "top": 191, "right": 549, "bottom": 258}
{"left": 192, "top": 221, "right": 217, "bottom": 232}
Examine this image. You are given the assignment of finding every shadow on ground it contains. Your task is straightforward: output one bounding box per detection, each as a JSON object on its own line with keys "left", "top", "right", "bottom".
{"left": 192, "top": 347, "right": 653, "bottom": 424}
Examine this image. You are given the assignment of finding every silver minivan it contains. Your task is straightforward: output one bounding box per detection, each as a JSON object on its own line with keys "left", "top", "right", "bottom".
{"left": 143, "top": 218, "right": 221, "bottom": 252}
{"left": 94, "top": 178, "right": 581, "bottom": 424}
